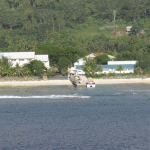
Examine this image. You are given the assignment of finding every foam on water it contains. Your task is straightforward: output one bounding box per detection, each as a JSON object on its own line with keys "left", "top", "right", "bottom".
{"left": 0, "top": 95, "right": 90, "bottom": 99}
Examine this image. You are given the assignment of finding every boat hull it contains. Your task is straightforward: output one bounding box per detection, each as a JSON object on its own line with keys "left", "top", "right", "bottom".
{"left": 86, "top": 83, "right": 95, "bottom": 88}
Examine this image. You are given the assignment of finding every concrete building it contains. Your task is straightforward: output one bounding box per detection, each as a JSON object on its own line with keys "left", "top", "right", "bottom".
{"left": 69, "top": 54, "right": 136, "bottom": 75}
{"left": 35, "top": 55, "right": 50, "bottom": 69}
{"left": 95, "top": 61, "right": 137, "bottom": 74}
{"left": 73, "top": 60, "right": 137, "bottom": 75}
{"left": 0, "top": 52, "right": 50, "bottom": 69}
{"left": 96, "top": 64, "right": 135, "bottom": 74}
{"left": 126, "top": 26, "right": 132, "bottom": 32}
{"left": 108, "top": 61, "right": 137, "bottom": 65}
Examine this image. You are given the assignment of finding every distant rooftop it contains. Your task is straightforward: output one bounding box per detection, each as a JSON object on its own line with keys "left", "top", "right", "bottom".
{"left": 0, "top": 52, "right": 35, "bottom": 59}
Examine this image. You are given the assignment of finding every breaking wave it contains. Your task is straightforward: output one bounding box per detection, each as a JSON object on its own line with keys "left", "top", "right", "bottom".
{"left": 0, "top": 95, "right": 90, "bottom": 99}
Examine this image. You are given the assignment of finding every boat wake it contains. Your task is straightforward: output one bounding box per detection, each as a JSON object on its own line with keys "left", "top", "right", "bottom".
{"left": 0, "top": 95, "right": 90, "bottom": 99}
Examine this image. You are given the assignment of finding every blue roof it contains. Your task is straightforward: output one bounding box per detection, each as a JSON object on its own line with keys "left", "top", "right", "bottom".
{"left": 97, "top": 64, "right": 135, "bottom": 69}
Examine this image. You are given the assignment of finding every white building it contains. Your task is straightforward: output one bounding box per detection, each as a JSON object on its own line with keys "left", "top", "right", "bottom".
{"left": 108, "top": 61, "right": 137, "bottom": 65}
{"left": 35, "top": 55, "right": 50, "bottom": 69}
{"left": 73, "top": 60, "right": 137, "bottom": 74}
{"left": 74, "top": 60, "right": 85, "bottom": 68}
{"left": 96, "top": 64, "right": 135, "bottom": 74}
{"left": 0, "top": 52, "right": 50, "bottom": 69}
{"left": 126, "top": 26, "right": 132, "bottom": 32}
{"left": 96, "top": 61, "right": 137, "bottom": 74}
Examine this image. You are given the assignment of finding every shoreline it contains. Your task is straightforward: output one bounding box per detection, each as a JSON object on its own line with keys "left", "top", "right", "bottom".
{"left": 0, "top": 78, "right": 150, "bottom": 86}
{"left": 94, "top": 78, "right": 150, "bottom": 85}
{"left": 0, "top": 80, "right": 72, "bottom": 86}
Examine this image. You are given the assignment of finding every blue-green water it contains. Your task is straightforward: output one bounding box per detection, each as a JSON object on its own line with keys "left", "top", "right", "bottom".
{"left": 0, "top": 84, "right": 150, "bottom": 150}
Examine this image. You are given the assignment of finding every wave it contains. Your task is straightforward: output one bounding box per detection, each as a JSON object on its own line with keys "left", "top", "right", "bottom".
{"left": 125, "top": 90, "right": 150, "bottom": 92}
{"left": 0, "top": 95, "right": 90, "bottom": 99}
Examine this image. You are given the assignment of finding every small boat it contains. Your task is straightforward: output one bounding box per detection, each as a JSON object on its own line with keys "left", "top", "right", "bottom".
{"left": 86, "top": 79, "right": 95, "bottom": 88}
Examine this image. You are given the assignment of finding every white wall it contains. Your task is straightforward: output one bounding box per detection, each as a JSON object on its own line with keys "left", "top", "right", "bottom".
{"left": 96, "top": 69, "right": 134, "bottom": 74}
{"left": 0, "top": 52, "right": 50, "bottom": 69}
{"left": 35, "top": 55, "right": 50, "bottom": 69}
{"left": 108, "top": 61, "right": 137, "bottom": 65}
{"left": 74, "top": 60, "right": 85, "bottom": 68}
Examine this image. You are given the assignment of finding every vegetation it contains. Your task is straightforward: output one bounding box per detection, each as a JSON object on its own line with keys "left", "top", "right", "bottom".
{"left": 0, "top": 57, "right": 49, "bottom": 78}
{"left": 82, "top": 58, "right": 97, "bottom": 74}
{"left": 61, "top": 68, "right": 68, "bottom": 76}
{"left": 95, "top": 54, "right": 110, "bottom": 65}
{"left": 1, "top": 0, "right": 150, "bottom": 75}
{"left": 134, "top": 67, "right": 143, "bottom": 74}
{"left": 86, "top": 73, "right": 146, "bottom": 79}
{"left": 116, "top": 65, "right": 124, "bottom": 73}
{"left": 26, "top": 60, "right": 47, "bottom": 78}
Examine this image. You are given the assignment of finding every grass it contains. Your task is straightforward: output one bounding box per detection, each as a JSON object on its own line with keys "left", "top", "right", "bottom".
{"left": 74, "top": 19, "right": 131, "bottom": 39}
{"left": 73, "top": 17, "right": 150, "bottom": 42}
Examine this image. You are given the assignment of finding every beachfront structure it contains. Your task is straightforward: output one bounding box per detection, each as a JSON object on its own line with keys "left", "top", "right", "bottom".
{"left": 73, "top": 60, "right": 85, "bottom": 75}
{"left": 108, "top": 61, "right": 137, "bottom": 65}
{"left": 74, "top": 60, "right": 85, "bottom": 68}
{"left": 73, "top": 60, "right": 137, "bottom": 74}
{"left": 0, "top": 52, "right": 50, "bottom": 69}
{"left": 35, "top": 55, "right": 50, "bottom": 69}
{"left": 96, "top": 64, "right": 135, "bottom": 74}
{"left": 96, "top": 61, "right": 137, "bottom": 74}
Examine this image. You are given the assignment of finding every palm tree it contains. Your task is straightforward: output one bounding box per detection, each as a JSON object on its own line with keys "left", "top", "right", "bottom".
{"left": 0, "top": 64, "right": 3, "bottom": 76}
{"left": 14, "top": 64, "right": 23, "bottom": 77}
{"left": 2, "top": 67, "right": 10, "bottom": 77}
{"left": 134, "top": 67, "right": 142, "bottom": 74}
{"left": 22, "top": 67, "right": 31, "bottom": 76}
{"left": 83, "top": 57, "right": 97, "bottom": 74}
{"left": 96, "top": 66, "right": 103, "bottom": 73}
{"left": 61, "top": 68, "right": 68, "bottom": 76}
{"left": 116, "top": 65, "right": 124, "bottom": 73}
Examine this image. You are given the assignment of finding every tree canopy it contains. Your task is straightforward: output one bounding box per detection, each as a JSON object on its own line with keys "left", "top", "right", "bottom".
{"left": 1, "top": 0, "right": 150, "bottom": 72}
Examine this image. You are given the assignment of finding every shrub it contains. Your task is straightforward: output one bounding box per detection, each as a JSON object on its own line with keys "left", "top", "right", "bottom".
{"left": 27, "top": 60, "right": 46, "bottom": 77}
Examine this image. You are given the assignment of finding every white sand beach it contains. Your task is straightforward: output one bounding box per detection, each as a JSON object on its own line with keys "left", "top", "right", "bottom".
{"left": 0, "top": 80, "right": 72, "bottom": 86}
{"left": 94, "top": 78, "right": 150, "bottom": 84}
{"left": 1, "top": 78, "right": 150, "bottom": 86}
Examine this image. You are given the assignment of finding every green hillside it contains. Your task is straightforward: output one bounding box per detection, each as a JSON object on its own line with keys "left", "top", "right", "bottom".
{"left": 1, "top": 0, "right": 150, "bottom": 71}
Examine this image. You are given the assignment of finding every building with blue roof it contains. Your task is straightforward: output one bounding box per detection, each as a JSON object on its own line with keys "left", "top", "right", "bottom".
{"left": 96, "top": 64, "right": 136, "bottom": 74}
{"left": 74, "top": 61, "right": 137, "bottom": 74}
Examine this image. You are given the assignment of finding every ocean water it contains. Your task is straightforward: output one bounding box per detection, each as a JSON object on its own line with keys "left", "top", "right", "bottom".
{"left": 0, "top": 84, "right": 150, "bottom": 150}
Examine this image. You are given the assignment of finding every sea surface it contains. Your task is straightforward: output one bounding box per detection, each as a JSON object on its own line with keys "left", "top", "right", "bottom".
{"left": 0, "top": 84, "right": 150, "bottom": 150}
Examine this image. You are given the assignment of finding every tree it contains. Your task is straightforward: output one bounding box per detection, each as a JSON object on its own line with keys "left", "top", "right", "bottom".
{"left": 96, "top": 66, "right": 103, "bottom": 73}
{"left": 95, "top": 54, "right": 110, "bottom": 65}
{"left": 130, "top": 23, "right": 144, "bottom": 35}
{"left": 14, "top": 64, "right": 23, "bottom": 77}
{"left": 57, "top": 57, "right": 71, "bottom": 72}
{"left": 46, "top": 67, "right": 56, "bottom": 77}
{"left": 61, "top": 67, "right": 68, "bottom": 76}
{"left": 116, "top": 65, "right": 124, "bottom": 73}
{"left": 136, "top": 53, "right": 150, "bottom": 72}
{"left": 82, "top": 58, "right": 97, "bottom": 74}
{"left": 2, "top": 66, "right": 13, "bottom": 77}
{"left": 134, "top": 67, "right": 142, "bottom": 74}
{"left": 27, "top": 60, "right": 46, "bottom": 77}
{"left": 22, "top": 66, "right": 31, "bottom": 76}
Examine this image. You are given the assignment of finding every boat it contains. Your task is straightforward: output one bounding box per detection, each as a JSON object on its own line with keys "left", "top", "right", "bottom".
{"left": 86, "top": 79, "right": 95, "bottom": 88}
